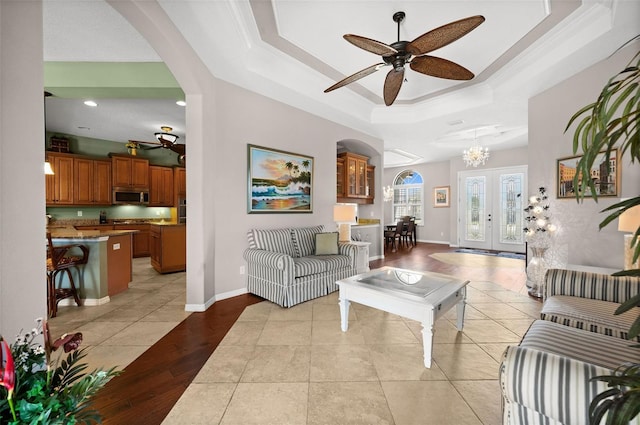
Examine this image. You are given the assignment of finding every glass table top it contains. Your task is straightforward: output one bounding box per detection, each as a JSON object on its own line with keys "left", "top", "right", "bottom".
{"left": 355, "top": 268, "right": 465, "bottom": 299}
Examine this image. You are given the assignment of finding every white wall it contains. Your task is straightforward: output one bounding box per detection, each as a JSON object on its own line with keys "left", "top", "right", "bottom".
{"left": 0, "top": 1, "right": 48, "bottom": 338}
{"left": 529, "top": 41, "right": 640, "bottom": 269}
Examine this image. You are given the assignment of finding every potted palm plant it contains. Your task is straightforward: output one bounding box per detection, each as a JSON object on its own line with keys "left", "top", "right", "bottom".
{"left": 565, "top": 40, "right": 639, "bottom": 424}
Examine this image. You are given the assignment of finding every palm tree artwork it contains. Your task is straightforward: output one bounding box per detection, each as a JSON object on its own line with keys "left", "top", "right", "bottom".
{"left": 248, "top": 145, "right": 313, "bottom": 213}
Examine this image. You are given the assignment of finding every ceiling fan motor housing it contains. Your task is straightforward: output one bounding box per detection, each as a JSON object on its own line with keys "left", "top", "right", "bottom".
{"left": 384, "top": 41, "right": 411, "bottom": 71}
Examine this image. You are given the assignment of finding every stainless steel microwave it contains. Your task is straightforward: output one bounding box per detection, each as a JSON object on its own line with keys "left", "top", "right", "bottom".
{"left": 112, "top": 188, "right": 149, "bottom": 205}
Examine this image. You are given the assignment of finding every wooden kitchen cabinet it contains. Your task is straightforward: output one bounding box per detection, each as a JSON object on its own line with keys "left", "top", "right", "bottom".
{"left": 113, "top": 224, "right": 150, "bottom": 258}
{"left": 336, "top": 157, "right": 344, "bottom": 198}
{"left": 74, "top": 158, "right": 112, "bottom": 205}
{"left": 337, "top": 152, "right": 375, "bottom": 204}
{"left": 366, "top": 165, "right": 375, "bottom": 202}
{"left": 174, "top": 167, "right": 186, "bottom": 205}
{"left": 149, "top": 166, "right": 174, "bottom": 206}
{"left": 111, "top": 154, "right": 149, "bottom": 188}
{"left": 150, "top": 224, "right": 186, "bottom": 273}
{"left": 46, "top": 153, "right": 75, "bottom": 205}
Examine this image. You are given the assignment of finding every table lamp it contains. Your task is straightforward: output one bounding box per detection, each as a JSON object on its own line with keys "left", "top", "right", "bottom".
{"left": 334, "top": 204, "right": 357, "bottom": 242}
{"left": 618, "top": 204, "right": 640, "bottom": 270}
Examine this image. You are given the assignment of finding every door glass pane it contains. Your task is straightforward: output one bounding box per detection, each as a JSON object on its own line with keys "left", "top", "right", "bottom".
{"left": 499, "top": 173, "right": 524, "bottom": 244}
{"left": 465, "top": 176, "right": 486, "bottom": 241}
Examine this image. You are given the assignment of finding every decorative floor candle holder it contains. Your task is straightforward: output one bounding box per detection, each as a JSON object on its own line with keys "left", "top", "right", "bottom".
{"left": 526, "top": 246, "right": 548, "bottom": 298}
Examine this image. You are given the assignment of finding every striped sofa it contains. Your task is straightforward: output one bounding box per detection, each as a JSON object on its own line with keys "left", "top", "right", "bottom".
{"left": 243, "top": 225, "right": 358, "bottom": 307}
{"left": 500, "top": 269, "right": 640, "bottom": 425}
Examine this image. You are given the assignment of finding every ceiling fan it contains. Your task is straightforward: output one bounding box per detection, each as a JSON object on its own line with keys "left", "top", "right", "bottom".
{"left": 130, "top": 126, "right": 186, "bottom": 164}
{"left": 324, "top": 11, "right": 485, "bottom": 106}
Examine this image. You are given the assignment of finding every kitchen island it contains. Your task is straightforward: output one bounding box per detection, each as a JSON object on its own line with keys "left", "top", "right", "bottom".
{"left": 48, "top": 227, "right": 137, "bottom": 304}
{"left": 150, "top": 223, "right": 186, "bottom": 273}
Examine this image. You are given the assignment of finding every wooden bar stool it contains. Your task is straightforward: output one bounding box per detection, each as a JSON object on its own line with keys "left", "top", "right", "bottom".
{"left": 46, "top": 232, "right": 89, "bottom": 317}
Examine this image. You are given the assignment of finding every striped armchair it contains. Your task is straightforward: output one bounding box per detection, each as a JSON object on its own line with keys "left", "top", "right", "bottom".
{"left": 500, "top": 320, "right": 640, "bottom": 425}
{"left": 243, "top": 225, "right": 359, "bottom": 307}
{"left": 541, "top": 268, "right": 640, "bottom": 340}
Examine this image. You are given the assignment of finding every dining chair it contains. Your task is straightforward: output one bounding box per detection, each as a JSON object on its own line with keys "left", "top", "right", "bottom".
{"left": 401, "top": 219, "right": 416, "bottom": 247}
{"left": 46, "top": 232, "right": 90, "bottom": 317}
{"left": 384, "top": 220, "right": 404, "bottom": 251}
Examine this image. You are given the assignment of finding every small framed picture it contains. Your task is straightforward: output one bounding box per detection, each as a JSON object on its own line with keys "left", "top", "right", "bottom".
{"left": 434, "top": 186, "right": 450, "bottom": 208}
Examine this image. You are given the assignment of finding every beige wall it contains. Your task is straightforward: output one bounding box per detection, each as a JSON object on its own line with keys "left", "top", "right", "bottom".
{"left": 529, "top": 41, "right": 640, "bottom": 268}
{"left": 212, "top": 78, "right": 383, "bottom": 296}
{"left": 383, "top": 146, "right": 529, "bottom": 247}
{"left": 0, "top": 1, "right": 48, "bottom": 338}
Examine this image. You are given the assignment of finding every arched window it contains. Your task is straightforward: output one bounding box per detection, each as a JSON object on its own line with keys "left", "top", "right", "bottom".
{"left": 392, "top": 170, "right": 424, "bottom": 225}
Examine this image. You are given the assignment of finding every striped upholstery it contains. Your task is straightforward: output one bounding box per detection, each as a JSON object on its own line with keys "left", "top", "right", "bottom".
{"left": 293, "top": 257, "right": 328, "bottom": 277}
{"left": 247, "top": 228, "right": 296, "bottom": 257}
{"left": 291, "top": 225, "right": 324, "bottom": 257}
{"left": 541, "top": 295, "right": 640, "bottom": 341}
{"left": 244, "top": 226, "right": 358, "bottom": 307}
{"left": 500, "top": 321, "right": 640, "bottom": 425}
{"left": 541, "top": 269, "right": 640, "bottom": 340}
{"left": 519, "top": 320, "right": 639, "bottom": 369}
{"left": 544, "top": 268, "right": 640, "bottom": 303}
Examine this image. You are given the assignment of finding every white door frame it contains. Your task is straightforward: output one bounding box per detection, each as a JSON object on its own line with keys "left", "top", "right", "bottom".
{"left": 457, "top": 166, "right": 527, "bottom": 253}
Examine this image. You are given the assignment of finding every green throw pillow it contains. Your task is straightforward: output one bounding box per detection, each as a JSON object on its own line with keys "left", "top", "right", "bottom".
{"left": 315, "top": 232, "right": 339, "bottom": 255}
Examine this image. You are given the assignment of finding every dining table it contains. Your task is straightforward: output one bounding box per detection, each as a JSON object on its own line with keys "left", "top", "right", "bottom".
{"left": 385, "top": 221, "right": 417, "bottom": 246}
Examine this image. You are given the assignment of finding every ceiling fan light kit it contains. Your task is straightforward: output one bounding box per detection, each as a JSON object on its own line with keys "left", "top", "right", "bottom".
{"left": 154, "top": 125, "right": 179, "bottom": 144}
{"left": 128, "top": 125, "right": 186, "bottom": 164}
{"left": 324, "top": 11, "right": 485, "bottom": 106}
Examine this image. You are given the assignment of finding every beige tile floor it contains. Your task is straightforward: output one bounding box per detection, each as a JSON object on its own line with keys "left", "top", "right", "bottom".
{"left": 163, "top": 278, "right": 541, "bottom": 425}
{"left": 50, "top": 257, "right": 540, "bottom": 425}
{"left": 49, "top": 258, "right": 189, "bottom": 374}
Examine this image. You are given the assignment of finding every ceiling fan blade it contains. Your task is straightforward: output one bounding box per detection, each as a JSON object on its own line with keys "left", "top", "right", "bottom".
{"left": 130, "top": 139, "right": 161, "bottom": 146}
{"left": 170, "top": 144, "right": 185, "bottom": 155}
{"left": 324, "top": 63, "right": 385, "bottom": 93}
{"left": 344, "top": 34, "right": 398, "bottom": 56}
{"left": 410, "top": 55, "right": 474, "bottom": 80}
{"left": 406, "top": 15, "right": 485, "bottom": 56}
{"left": 383, "top": 68, "right": 404, "bottom": 106}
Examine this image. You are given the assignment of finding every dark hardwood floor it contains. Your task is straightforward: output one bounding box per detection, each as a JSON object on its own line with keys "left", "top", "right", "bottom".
{"left": 93, "top": 293, "right": 264, "bottom": 424}
{"left": 92, "top": 242, "right": 525, "bottom": 424}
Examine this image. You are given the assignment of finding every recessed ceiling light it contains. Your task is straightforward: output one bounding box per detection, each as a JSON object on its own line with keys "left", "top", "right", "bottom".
{"left": 176, "top": 100, "right": 186, "bottom": 106}
{"left": 83, "top": 100, "right": 98, "bottom": 107}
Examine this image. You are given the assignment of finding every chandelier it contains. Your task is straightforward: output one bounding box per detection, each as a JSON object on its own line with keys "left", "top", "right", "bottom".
{"left": 462, "top": 129, "right": 489, "bottom": 167}
{"left": 383, "top": 185, "right": 393, "bottom": 202}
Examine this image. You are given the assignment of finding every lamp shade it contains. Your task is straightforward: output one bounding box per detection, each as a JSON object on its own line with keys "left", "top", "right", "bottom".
{"left": 333, "top": 204, "right": 357, "bottom": 224}
{"left": 618, "top": 205, "right": 640, "bottom": 233}
{"left": 44, "top": 161, "right": 54, "bottom": 175}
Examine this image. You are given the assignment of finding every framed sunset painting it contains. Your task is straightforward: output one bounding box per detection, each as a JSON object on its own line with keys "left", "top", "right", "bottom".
{"left": 247, "top": 144, "right": 313, "bottom": 213}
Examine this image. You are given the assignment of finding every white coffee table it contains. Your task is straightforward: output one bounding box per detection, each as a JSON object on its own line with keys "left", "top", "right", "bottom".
{"left": 337, "top": 266, "right": 469, "bottom": 368}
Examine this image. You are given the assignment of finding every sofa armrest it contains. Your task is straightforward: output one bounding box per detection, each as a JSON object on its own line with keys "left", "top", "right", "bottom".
{"left": 544, "top": 268, "right": 640, "bottom": 303}
{"left": 338, "top": 242, "right": 358, "bottom": 269}
{"left": 500, "top": 345, "right": 615, "bottom": 425}
{"left": 243, "top": 248, "right": 294, "bottom": 271}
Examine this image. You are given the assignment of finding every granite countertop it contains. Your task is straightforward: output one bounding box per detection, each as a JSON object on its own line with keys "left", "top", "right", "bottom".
{"left": 49, "top": 228, "right": 139, "bottom": 239}
{"left": 50, "top": 218, "right": 176, "bottom": 227}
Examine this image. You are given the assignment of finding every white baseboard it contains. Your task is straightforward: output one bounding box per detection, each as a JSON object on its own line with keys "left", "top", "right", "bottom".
{"left": 59, "top": 296, "right": 111, "bottom": 306}
{"left": 418, "top": 239, "right": 451, "bottom": 245}
{"left": 184, "top": 287, "right": 249, "bottom": 312}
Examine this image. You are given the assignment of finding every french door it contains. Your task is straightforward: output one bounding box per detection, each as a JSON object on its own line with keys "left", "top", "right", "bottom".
{"left": 458, "top": 166, "right": 527, "bottom": 253}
